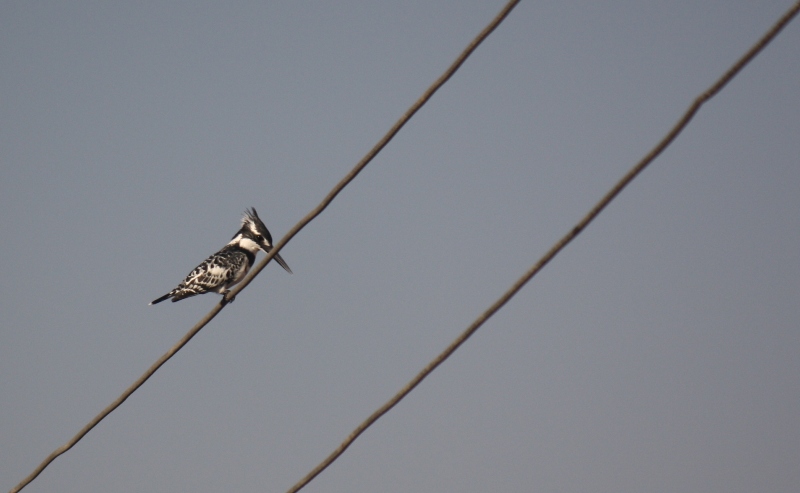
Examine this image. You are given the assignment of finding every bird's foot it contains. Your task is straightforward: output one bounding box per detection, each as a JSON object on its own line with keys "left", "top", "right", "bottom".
{"left": 221, "top": 291, "right": 236, "bottom": 305}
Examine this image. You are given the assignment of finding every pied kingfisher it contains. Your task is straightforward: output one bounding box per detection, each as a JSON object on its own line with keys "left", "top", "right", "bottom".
{"left": 150, "top": 208, "right": 292, "bottom": 305}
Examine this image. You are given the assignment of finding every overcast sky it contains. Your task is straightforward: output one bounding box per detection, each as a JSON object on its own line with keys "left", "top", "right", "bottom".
{"left": 2, "top": 2, "right": 799, "bottom": 492}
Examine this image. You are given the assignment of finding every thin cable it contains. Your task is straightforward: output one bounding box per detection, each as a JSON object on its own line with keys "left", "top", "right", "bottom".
{"left": 282, "top": 3, "right": 800, "bottom": 493}
{"left": 8, "top": 1, "right": 522, "bottom": 492}
{"left": 226, "top": 0, "right": 523, "bottom": 302}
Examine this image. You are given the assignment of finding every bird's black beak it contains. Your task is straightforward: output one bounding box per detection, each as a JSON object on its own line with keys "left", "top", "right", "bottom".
{"left": 272, "top": 251, "right": 292, "bottom": 274}
{"left": 262, "top": 244, "right": 292, "bottom": 274}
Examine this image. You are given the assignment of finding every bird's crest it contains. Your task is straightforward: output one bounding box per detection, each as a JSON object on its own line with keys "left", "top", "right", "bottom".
{"left": 240, "top": 207, "right": 271, "bottom": 241}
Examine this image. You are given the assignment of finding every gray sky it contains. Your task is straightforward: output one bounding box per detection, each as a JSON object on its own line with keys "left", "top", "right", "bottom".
{"left": 2, "top": 2, "right": 799, "bottom": 492}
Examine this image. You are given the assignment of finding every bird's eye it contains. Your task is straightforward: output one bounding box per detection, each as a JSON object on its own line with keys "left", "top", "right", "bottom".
{"left": 256, "top": 235, "right": 264, "bottom": 242}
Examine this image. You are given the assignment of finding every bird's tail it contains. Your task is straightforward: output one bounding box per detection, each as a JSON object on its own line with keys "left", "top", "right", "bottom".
{"left": 149, "top": 293, "right": 172, "bottom": 305}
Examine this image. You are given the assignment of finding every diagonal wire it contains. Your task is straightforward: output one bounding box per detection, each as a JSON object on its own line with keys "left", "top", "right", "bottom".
{"left": 8, "top": 1, "right": 522, "bottom": 492}
{"left": 282, "top": 2, "right": 800, "bottom": 493}
{"left": 225, "top": 0, "right": 523, "bottom": 303}
{"left": 11, "top": 1, "right": 799, "bottom": 492}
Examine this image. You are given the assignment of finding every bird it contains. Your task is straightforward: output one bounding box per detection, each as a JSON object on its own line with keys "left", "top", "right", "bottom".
{"left": 149, "top": 208, "right": 292, "bottom": 305}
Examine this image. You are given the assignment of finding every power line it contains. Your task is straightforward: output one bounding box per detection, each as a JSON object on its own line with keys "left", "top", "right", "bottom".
{"left": 281, "top": 2, "right": 800, "bottom": 493}
{"left": 9, "top": 1, "right": 800, "bottom": 491}
{"left": 8, "top": 1, "right": 522, "bottom": 492}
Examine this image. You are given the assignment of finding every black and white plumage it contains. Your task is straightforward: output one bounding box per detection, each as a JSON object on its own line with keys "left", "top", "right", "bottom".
{"left": 149, "top": 208, "right": 291, "bottom": 305}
